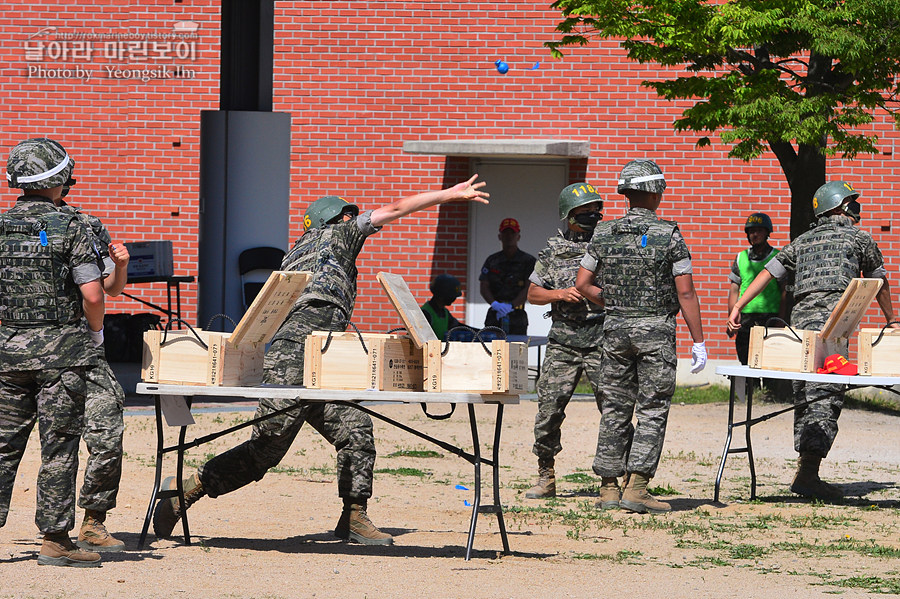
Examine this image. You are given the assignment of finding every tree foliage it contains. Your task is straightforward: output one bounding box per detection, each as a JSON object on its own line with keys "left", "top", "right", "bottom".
{"left": 547, "top": 0, "right": 900, "bottom": 238}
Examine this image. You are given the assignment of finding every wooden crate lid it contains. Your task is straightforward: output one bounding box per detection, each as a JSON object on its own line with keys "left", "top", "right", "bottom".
{"left": 376, "top": 272, "right": 439, "bottom": 349}
{"left": 228, "top": 270, "right": 312, "bottom": 348}
{"left": 820, "top": 277, "right": 884, "bottom": 340}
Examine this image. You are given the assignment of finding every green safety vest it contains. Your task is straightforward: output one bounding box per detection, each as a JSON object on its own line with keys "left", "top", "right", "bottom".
{"left": 421, "top": 301, "right": 450, "bottom": 340}
{"left": 737, "top": 248, "right": 781, "bottom": 314}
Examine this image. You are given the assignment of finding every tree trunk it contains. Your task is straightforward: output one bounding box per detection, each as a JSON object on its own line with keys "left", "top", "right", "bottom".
{"left": 787, "top": 145, "right": 826, "bottom": 240}
{"left": 768, "top": 141, "right": 826, "bottom": 241}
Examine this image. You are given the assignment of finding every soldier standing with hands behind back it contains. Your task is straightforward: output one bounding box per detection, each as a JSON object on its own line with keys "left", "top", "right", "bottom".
{"left": 577, "top": 160, "right": 706, "bottom": 514}
{"left": 524, "top": 183, "right": 607, "bottom": 501}
{"left": 0, "top": 138, "right": 106, "bottom": 566}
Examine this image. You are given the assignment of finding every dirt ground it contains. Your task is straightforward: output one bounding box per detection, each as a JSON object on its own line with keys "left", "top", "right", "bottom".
{"left": 1, "top": 392, "right": 899, "bottom": 599}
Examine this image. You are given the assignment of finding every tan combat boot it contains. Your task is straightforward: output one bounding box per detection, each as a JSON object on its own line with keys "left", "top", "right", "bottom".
{"left": 595, "top": 477, "right": 621, "bottom": 510}
{"left": 524, "top": 458, "right": 556, "bottom": 499}
{"left": 790, "top": 453, "right": 843, "bottom": 501}
{"left": 38, "top": 532, "right": 101, "bottom": 567}
{"left": 77, "top": 509, "right": 125, "bottom": 552}
{"left": 334, "top": 500, "right": 393, "bottom": 546}
{"left": 620, "top": 472, "right": 671, "bottom": 514}
{"left": 153, "top": 472, "right": 206, "bottom": 538}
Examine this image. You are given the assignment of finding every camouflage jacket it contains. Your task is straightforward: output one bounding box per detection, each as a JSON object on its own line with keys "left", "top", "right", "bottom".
{"left": 0, "top": 196, "right": 101, "bottom": 371}
{"left": 531, "top": 229, "right": 604, "bottom": 347}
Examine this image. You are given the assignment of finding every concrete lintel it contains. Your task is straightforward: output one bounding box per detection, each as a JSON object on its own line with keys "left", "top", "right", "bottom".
{"left": 402, "top": 139, "right": 590, "bottom": 158}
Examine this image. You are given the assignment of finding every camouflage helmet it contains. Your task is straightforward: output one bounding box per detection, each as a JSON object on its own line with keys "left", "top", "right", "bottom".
{"left": 812, "top": 181, "right": 859, "bottom": 217}
{"left": 558, "top": 182, "right": 603, "bottom": 220}
{"left": 303, "top": 195, "right": 359, "bottom": 231}
{"left": 616, "top": 159, "right": 666, "bottom": 194}
{"left": 6, "top": 138, "right": 75, "bottom": 190}
{"left": 744, "top": 212, "right": 773, "bottom": 233}
{"left": 430, "top": 274, "right": 462, "bottom": 302}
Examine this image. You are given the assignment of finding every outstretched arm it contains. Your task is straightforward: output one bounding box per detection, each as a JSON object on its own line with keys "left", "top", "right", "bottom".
{"left": 726, "top": 269, "right": 774, "bottom": 332}
{"left": 876, "top": 276, "right": 899, "bottom": 327}
{"left": 370, "top": 174, "right": 489, "bottom": 228}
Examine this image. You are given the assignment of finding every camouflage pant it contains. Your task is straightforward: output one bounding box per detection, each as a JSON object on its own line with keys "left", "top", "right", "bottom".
{"left": 791, "top": 312, "right": 846, "bottom": 458}
{"left": 200, "top": 304, "right": 376, "bottom": 500}
{"left": 79, "top": 360, "right": 125, "bottom": 512}
{"left": 592, "top": 317, "right": 675, "bottom": 478}
{"left": 0, "top": 367, "right": 87, "bottom": 534}
{"left": 533, "top": 340, "right": 602, "bottom": 461}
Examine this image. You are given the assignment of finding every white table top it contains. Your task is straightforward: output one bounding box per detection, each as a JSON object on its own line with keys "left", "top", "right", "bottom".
{"left": 716, "top": 364, "right": 900, "bottom": 387}
{"left": 136, "top": 382, "right": 520, "bottom": 405}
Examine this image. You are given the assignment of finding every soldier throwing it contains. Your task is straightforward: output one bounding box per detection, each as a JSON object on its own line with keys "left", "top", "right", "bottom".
{"left": 524, "top": 183, "right": 608, "bottom": 502}
{"left": 0, "top": 138, "right": 106, "bottom": 566}
{"left": 576, "top": 160, "right": 706, "bottom": 514}
{"left": 728, "top": 181, "right": 897, "bottom": 501}
{"left": 153, "top": 176, "right": 489, "bottom": 545}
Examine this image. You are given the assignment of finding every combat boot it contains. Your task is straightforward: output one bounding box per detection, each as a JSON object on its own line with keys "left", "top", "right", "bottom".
{"left": 77, "top": 509, "right": 125, "bottom": 552}
{"left": 334, "top": 499, "right": 393, "bottom": 546}
{"left": 152, "top": 472, "right": 205, "bottom": 539}
{"left": 595, "top": 477, "right": 621, "bottom": 510}
{"left": 524, "top": 458, "right": 556, "bottom": 499}
{"left": 790, "top": 453, "right": 843, "bottom": 501}
{"left": 620, "top": 472, "right": 671, "bottom": 514}
{"left": 38, "top": 532, "right": 101, "bottom": 568}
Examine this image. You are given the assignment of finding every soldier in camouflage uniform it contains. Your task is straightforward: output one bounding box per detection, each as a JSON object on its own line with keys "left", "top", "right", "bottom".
{"left": 59, "top": 193, "right": 131, "bottom": 552}
{"left": 728, "top": 181, "right": 897, "bottom": 501}
{"left": 577, "top": 160, "right": 706, "bottom": 514}
{"left": 479, "top": 218, "right": 536, "bottom": 334}
{"left": 0, "top": 138, "right": 106, "bottom": 566}
{"left": 524, "top": 183, "right": 609, "bottom": 502}
{"left": 153, "top": 175, "right": 489, "bottom": 545}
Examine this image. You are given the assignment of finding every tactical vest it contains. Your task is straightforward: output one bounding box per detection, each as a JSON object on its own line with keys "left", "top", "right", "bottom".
{"left": 281, "top": 225, "right": 357, "bottom": 317}
{"left": 793, "top": 220, "right": 860, "bottom": 298}
{"left": 537, "top": 233, "right": 604, "bottom": 323}
{"left": 0, "top": 212, "right": 82, "bottom": 325}
{"left": 738, "top": 248, "right": 781, "bottom": 313}
{"left": 593, "top": 217, "right": 681, "bottom": 318}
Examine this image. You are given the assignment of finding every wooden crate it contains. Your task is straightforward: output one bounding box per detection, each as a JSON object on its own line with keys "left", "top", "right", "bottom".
{"left": 424, "top": 339, "right": 528, "bottom": 394}
{"left": 142, "top": 328, "right": 264, "bottom": 386}
{"left": 303, "top": 332, "right": 424, "bottom": 391}
{"left": 142, "top": 270, "right": 311, "bottom": 386}
{"left": 748, "top": 277, "right": 883, "bottom": 372}
{"left": 858, "top": 327, "right": 900, "bottom": 376}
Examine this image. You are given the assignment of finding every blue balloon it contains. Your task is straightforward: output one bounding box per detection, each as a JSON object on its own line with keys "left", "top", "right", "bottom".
{"left": 495, "top": 60, "right": 509, "bottom": 74}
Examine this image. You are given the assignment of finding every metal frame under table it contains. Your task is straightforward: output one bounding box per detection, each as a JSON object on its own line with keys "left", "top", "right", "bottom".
{"left": 714, "top": 365, "right": 900, "bottom": 501}
{"left": 135, "top": 383, "right": 519, "bottom": 560}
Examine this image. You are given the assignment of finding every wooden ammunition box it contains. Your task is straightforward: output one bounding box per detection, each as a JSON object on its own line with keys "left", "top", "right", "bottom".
{"left": 424, "top": 339, "right": 528, "bottom": 394}
{"left": 142, "top": 328, "right": 264, "bottom": 386}
{"left": 303, "top": 332, "right": 424, "bottom": 391}
{"left": 748, "top": 278, "right": 883, "bottom": 373}
{"left": 858, "top": 327, "right": 900, "bottom": 376}
{"left": 142, "top": 270, "right": 311, "bottom": 386}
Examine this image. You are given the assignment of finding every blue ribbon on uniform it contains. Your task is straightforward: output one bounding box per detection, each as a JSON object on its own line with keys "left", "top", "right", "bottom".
{"left": 640, "top": 234, "right": 647, "bottom": 248}
{"left": 39, "top": 230, "right": 48, "bottom": 246}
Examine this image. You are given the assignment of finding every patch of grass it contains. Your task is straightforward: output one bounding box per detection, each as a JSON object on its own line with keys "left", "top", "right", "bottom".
{"left": 672, "top": 384, "right": 730, "bottom": 404}
{"left": 648, "top": 483, "right": 679, "bottom": 496}
{"left": 374, "top": 467, "right": 430, "bottom": 477}
{"left": 385, "top": 449, "right": 443, "bottom": 459}
{"left": 821, "top": 575, "right": 900, "bottom": 594}
{"left": 561, "top": 472, "right": 597, "bottom": 484}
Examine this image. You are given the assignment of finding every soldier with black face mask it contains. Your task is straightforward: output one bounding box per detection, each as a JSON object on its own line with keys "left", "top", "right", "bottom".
{"left": 524, "top": 183, "right": 608, "bottom": 502}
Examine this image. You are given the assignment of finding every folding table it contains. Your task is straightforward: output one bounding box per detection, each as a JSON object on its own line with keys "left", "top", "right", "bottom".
{"left": 714, "top": 364, "right": 900, "bottom": 501}
{"left": 135, "top": 382, "right": 518, "bottom": 560}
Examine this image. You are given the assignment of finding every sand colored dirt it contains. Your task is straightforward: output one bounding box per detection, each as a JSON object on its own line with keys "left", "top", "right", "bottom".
{"left": 1, "top": 394, "right": 898, "bottom": 598}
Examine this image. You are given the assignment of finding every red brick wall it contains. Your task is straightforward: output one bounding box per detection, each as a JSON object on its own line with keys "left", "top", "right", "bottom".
{"left": 2, "top": 1, "right": 897, "bottom": 361}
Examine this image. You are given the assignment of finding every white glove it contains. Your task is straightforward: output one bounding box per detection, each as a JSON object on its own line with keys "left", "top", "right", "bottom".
{"left": 690, "top": 341, "right": 707, "bottom": 374}
{"left": 89, "top": 327, "right": 104, "bottom": 348}
{"left": 491, "top": 301, "right": 514, "bottom": 318}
